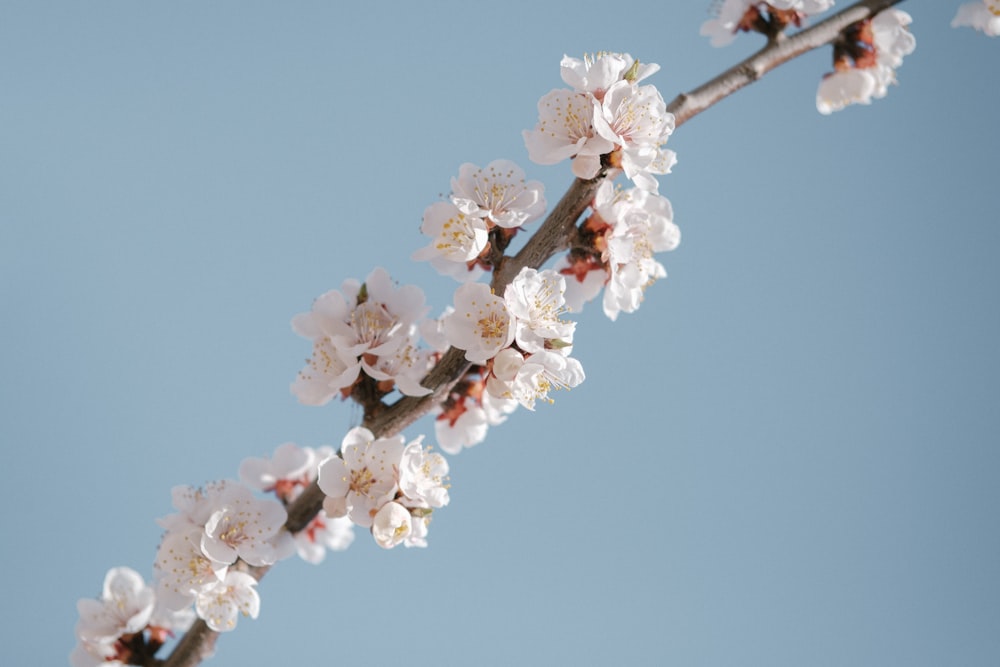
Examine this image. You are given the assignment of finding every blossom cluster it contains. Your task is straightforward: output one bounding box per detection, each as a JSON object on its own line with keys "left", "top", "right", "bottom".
{"left": 558, "top": 182, "right": 680, "bottom": 321}
{"left": 816, "top": 9, "right": 917, "bottom": 114}
{"left": 291, "top": 267, "right": 433, "bottom": 405}
{"left": 153, "top": 479, "right": 293, "bottom": 632}
{"left": 71, "top": 567, "right": 193, "bottom": 667}
{"left": 414, "top": 159, "right": 546, "bottom": 281}
{"left": 239, "top": 442, "right": 355, "bottom": 563}
{"left": 523, "top": 52, "right": 676, "bottom": 193}
{"left": 73, "top": 441, "right": 358, "bottom": 666}
{"left": 442, "top": 267, "right": 585, "bottom": 411}
{"left": 318, "top": 427, "right": 449, "bottom": 549}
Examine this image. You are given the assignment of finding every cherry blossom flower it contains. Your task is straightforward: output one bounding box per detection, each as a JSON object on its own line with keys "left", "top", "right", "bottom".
{"left": 450, "top": 159, "right": 546, "bottom": 229}
{"left": 556, "top": 254, "right": 607, "bottom": 313}
{"left": 290, "top": 337, "right": 360, "bottom": 406}
{"left": 952, "top": 0, "right": 1000, "bottom": 36}
{"left": 816, "top": 67, "right": 878, "bottom": 114}
{"left": 503, "top": 267, "right": 575, "bottom": 354}
{"left": 200, "top": 483, "right": 293, "bottom": 567}
{"left": 443, "top": 282, "right": 515, "bottom": 364}
{"left": 294, "top": 513, "right": 355, "bottom": 564}
{"left": 593, "top": 79, "right": 675, "bottom": 192}
{"left": 770, "top": 0, "right": 834, "bottom": 13}
{"left": 522, "top": 88, "right": 615, "bottom": 179}
{"left": 560, "top": 52, "right": 659, "bottom": 98}
{"left": 412, "top": 200, "right": 489, "bottom": 264}
{"left": 194, "top": 571, "right": 260, "bottom": 632}
{"left": 601, "top": 185, "right": 681, "bottom": 320}
{"left": 75, "top": 567, "right": 155, "bottom": 645}
{"left": 816, "top": 9, "right": 915, "bottom": 114}
{"left": 70, "top": 640, "right": 122, "bottom": 667}
{"left": 317, "top": 427, "right": 405, "bottom": 528}
{"left": 486, "top": 348, "right": 585, "bottom": 410}
{"left": 157, "top": 480, "right": 236, "bottom": 534}
{"left": 291, "top": 267, "right": 430, "bottom": 402}
{"left": 371, "top": 501, "right": 413, "bottom": 549}
{"left": 154, "top": 526, "right": 228, "bottom": 611}
{"left": 702, "top": 1, "right": 835, "bottom": 46}
{"left": 239, "top": 442, "right": 316, "bottom": 501}
{"left": 398, "top": 439, "right": 450, "bottom": 509}
{"left": 434, "top": 388, "right": 517, "bottom": 455}
{"left": 360, "top": 325, "right": 434, "bottom": 397}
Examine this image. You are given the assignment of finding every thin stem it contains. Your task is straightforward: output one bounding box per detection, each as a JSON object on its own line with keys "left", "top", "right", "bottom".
{"left": 158, "top": 2, "right": 905, "bottom": 665}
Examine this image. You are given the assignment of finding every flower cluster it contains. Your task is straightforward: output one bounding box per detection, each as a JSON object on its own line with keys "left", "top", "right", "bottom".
{"left": 291, "top": 267, "right": 433, "bottom": 405}
{"left": 443, "top": 267, "right": 585, "bottom": 410}
{"left": 701, "top": 0, "right": 835, "bottom": 47}
{"left": 414, "top": 160, "right": 546, "bottom": 281}
{"left": 816, "top": 9, "right": 916, "bottom": 114}
{"left": 952, "top": 0, "right": 1000, "bottom": 36}
{"left": 432, "top": 366, "right": 519, "bottom": 454}
{"left": 559, "top": 182, "right": 681, "bottom": 321}
{"left": 318, "top": 427, "right": 449, "bottom": 549}
{"left": 240, "top": 442, "right": 355, "bottom": 563}
{"left": 72, "top": 567, "right": 194, "bottom": 667}
{"left": 523, "top": 53, "right": 675, "bottom": 193}
{"left": 153, "top": 480, "right": 294, "bottom": 632}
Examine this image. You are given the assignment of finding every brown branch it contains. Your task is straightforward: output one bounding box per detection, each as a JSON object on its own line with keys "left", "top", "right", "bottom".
{"left": 158, "top": 2, "right": 906, "bottom": 665}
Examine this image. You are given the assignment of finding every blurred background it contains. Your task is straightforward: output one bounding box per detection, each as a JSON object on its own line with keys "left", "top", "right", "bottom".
{"left": 2, "top": 2, "right": 997, "bottom": 665}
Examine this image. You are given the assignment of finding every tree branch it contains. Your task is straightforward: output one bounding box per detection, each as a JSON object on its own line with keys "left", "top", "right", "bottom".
{"left": 159, "top": 2, "right": 905, "bottom": 664}
{"left": 667, "top": 0, "right": 905, "bottom": 127}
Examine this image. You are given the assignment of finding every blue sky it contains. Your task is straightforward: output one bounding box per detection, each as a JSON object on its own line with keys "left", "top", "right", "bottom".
{"left": 2, "top": 2, "right": 998, "bottom": 666}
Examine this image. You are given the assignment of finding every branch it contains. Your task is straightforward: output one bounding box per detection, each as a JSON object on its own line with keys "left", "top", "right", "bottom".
{"left": 667, "top": 0, "right": 905, "bottom": 127}
{"left": 159, "top": 2, "right": 905, "bottom": 665}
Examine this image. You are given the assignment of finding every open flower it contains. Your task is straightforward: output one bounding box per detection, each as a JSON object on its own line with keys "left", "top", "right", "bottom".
{"left": 317, "top": 427, "right": 405, "bottom": 528}
{"left": 522, "top": 88, "right": 614, "bottom": 179}
{"left": 194, "top": 571, "right": 260, "bottom": 632}
{"left": 200, "top": 483, "right": 292, "bottom": 567}
{"left": 504, "top": 267, "right": 575, "bottom": 354}
{"left": 450, "top": 159, "right": 546, "bottom": 229}
{"left": 75, "top": 567, "right": 154, "bottom": 645}
{"left": 443, "top": 282, "right": 515, "bottom": 364}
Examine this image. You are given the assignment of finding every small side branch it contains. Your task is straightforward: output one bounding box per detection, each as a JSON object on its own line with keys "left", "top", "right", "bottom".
{"left": 668, "top": 0, "right": 905, "bottom": 127}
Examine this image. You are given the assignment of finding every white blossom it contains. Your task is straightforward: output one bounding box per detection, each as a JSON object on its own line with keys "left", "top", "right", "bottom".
{"left": 486, "top": 349, "right": 585, "bottom": 410}
{"left": 503, "top": 267, "right": 575, "bottom": 354}
{"left": 560, "top": 52, "right": 659, "bottom": 97}
{"left": 200, "top": 483, "right": 293, "bottom": 567}
{"left": 816, "top": 8, "right": 915, "bottom": 114}
{"left": 700, "top": 0, "right": 756, "bottom": 47}
{"left": 294, "top": 513, "right": 355, "bottom": 564}
{"left": 816, "top": 67, "right": 878, "bottom": 114}
{"left": 371, "top": 501, "right": 413, "bottom": 549}
{"left": 593, "top": 79, "right": 675, "bottom": 192}
{"left": 317, "top": 427, "right": 404, "bottom": 528}
{"left": 399, "top": 439, "right": 450, "bottom": 509}
{"left": 239, "top": 442, "right": 315, "bottom": 498}
{"left": 360, "top": 325, "right": 434, "bottom": 397}
{"left": 443, "top": 282, "right": 515, "bottom": 364}
{"left": 952, "top": 0, "right": 1000, "bottom": 36}
{"left": 154, "top": 526, "right": 227, "bottom": 611}
{"left": 75, "top": 567, "right": 154, "bottom": 644}
{"left": 194, "top": 570, "right": 260, "bottom": 632}
{"left": 450, "top": 159, "right": 546, "bottom": 229}
{"left": 291, "top": 267, "right": 430, "bottom": 402}
{"left": 522, "top": 88, "right": 614, "bottom": 179}
{"left": 434, "top": 389, "right": 517, "bottom": 455}
{"left": 412, "top": 200, "right": 489, "bottom": 264}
